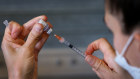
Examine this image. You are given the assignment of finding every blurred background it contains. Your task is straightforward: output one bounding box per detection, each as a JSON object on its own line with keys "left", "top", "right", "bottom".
{"left": 0, "top": 0, "right": 113, "bottom": 79}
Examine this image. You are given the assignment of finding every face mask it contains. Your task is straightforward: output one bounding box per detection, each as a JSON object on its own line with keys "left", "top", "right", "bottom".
{"left": 115, "top": 34, "right": 140, "bottom": 79}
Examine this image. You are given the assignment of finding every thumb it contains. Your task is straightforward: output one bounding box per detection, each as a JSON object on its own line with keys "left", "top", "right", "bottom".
{"left": 85, "top": 55, "right": 112, "bottom": 77}
{"left": 24, "top": 23, "right": 44, "bottom": 48}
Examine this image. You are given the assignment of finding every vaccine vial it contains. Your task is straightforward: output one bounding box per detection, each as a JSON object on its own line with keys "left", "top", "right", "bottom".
{"left": 38, "top": 19, "right": 53, "bottom": 35}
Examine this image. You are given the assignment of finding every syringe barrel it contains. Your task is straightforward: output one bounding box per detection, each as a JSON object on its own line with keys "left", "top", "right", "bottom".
{"left": 63, "top": 39, "right": 85, "bottom": 58}
{"left": 71, "top": 46, "right": 85, "bottom": 58}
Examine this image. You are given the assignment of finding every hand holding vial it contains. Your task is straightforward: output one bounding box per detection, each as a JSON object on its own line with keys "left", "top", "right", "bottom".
{"left": 1, "top": 15, "right": 52, "bottom": 79}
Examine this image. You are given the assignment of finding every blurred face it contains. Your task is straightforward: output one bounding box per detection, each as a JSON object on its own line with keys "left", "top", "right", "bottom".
{"left": 104, "top": 2, "right": 130, "bottom": 53}
{"left": 104, "top": 0, "right": 140, "bottom": 67}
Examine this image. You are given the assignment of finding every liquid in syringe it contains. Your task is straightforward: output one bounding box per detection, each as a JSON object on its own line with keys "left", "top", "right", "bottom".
{"left": 54, "top": 34, "right": 85, "bottom": 58}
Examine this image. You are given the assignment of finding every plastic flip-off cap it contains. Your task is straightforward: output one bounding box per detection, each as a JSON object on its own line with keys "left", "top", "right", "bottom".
{"left": 38, "top": 19, "right": 53, "bottom": 34}
{"left": 3, "top": 20, "right": 9, "bottom": 27}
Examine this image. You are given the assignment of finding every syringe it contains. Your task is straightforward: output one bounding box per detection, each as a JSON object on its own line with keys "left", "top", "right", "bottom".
{"left": 54, "top": 34, "right": 85, "bottom": 58}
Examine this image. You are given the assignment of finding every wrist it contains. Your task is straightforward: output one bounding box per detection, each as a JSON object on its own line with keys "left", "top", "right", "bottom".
{"left": 8, "top": 69, "right": 23, "bottom": 79}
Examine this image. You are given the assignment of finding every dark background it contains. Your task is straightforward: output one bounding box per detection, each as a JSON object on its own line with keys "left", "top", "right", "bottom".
{"left": 0, "top": 0, "right": 113, "bottom": 79}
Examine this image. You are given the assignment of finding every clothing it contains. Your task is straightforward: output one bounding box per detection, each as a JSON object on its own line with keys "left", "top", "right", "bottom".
{"left": 115, "top": 34, "right": 140, "bottom": 79}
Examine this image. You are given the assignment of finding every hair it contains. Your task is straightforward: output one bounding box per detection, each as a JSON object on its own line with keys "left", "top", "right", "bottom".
{"left": 107, "top": 0, "right": 140, "bottom": 34}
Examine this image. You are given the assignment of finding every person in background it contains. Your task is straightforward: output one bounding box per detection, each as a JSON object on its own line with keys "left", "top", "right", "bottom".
{"left": 85, "top": 0, "right": 140, "bottom": 79}
{"left": 1, "top": 0, "right": 140, "bottom": 79}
